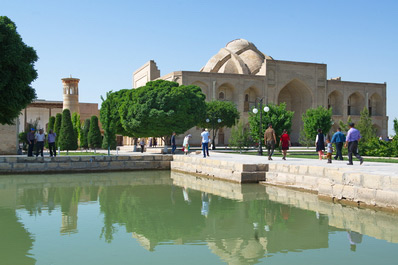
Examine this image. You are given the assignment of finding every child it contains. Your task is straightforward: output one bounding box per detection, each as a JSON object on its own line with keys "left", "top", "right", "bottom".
{"left": 326, "top": 139, "right": 333, "bottom": 163}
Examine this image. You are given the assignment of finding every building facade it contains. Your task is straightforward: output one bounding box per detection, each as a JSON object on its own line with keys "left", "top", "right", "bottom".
{"left": 132, "top": 39, "right": 388, "bottom": 146}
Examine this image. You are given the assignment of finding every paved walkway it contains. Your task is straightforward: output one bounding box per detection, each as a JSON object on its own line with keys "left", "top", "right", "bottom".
{"left": 186, "top": 151, "right": 398, "bottom": 178}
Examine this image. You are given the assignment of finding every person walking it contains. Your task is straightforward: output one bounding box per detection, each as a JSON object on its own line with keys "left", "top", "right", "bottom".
{"left": 183, "top": 134, "right": 191, "bottom": 155}
{"left": 264, "top": 123, "right": 276, "bottom": 160}
{"left": 345, "top": 122, "right": 364, "bottom": 165}
{"left": 201, "top": 128, "right": 210, "bottom": 158}
{"left": 279, "top": 129, "right": 291, "bottom": 160}
{"left": 26, "top": 128, "right": 36, "bottom": 157}
{"left": 35, "top": 129, "right": 46, "bottom": 157}
{"left": 48, "top": 129, "right": 57, "bottom": 157}
{"left": 315, "top": 128, "right": 326, "bottom": 160}
{"left": 139, "top": 138, "right": 145, "bottom": 153}
{"left": 171, "top": 132, "right": 177, "bottom": 155}
{"left": 331, "top": 127, "right": 346, "bottom": 160}
{"left": 326, "top": 139, "right": 333, "bottom": 163}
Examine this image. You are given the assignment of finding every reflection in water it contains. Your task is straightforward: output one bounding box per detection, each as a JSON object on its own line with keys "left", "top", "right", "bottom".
{"left": 0, "top": 171, "right": 397, "bottom": 264}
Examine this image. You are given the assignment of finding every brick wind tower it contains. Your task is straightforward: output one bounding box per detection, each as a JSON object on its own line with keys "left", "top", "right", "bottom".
{"left": 62, "top": 77, "right": 80, "bottom": 114}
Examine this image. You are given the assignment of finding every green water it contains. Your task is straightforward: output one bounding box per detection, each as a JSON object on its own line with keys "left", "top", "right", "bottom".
{"left": 1, "top": 171, "right": 397, "bottom": 265}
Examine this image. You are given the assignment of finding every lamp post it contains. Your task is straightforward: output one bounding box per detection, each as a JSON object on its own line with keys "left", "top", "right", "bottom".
{"left": 206, "top": 117, "right": 222, "bottom": 150}
{"left": 252, "top": 98, "right": 269, "bottom": 156}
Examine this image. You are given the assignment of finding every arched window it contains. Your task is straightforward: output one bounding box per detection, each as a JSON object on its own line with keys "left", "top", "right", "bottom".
{"left": 218, "top": 91, "right": 225, "bottom": 100}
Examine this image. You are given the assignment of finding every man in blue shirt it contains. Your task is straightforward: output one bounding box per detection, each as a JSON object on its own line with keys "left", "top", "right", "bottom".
{"left": 345, "top": 123, "right": 364, "bottom": 165}
{"left": 331, "top": 127, "right": 346, "bottom": 160}
{"left": 201, "top": 128, "right": 210, "bottom": 158}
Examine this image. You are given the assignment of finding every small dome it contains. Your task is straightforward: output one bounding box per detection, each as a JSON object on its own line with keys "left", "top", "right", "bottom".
{"left": 201, "top": 39, "right": 272, "bottom": 75}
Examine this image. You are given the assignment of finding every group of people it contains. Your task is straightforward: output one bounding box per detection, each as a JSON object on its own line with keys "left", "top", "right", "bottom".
{"left": 315, "top": 122, "right": 363, "bottom": 165}
{"left": 26, "top": 128, "right": 57, "bottom": 157}
{"left": 264, "top": 123, "right": 291, "bottom": 161}
{"left": 175, "top": 128, "right": 211, "bottom": 157}
{"left": 264, "top": 122, "right": 364, "bottom": 165}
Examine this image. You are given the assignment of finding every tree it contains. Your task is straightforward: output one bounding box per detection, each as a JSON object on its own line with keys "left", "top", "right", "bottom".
{"left": 248, "top": 103, "right": 294, "bottom": 147}
{"left": 100, "top": 92, "right": 117, "bottom": 152}
{"left": 48, "top": 116, "right": 55, "bottom": 132}
{"left": 229, "top": 120, "right": 252, "bottom": 153}
{"left": 356, "top": 107, "right": 376, "bottom": 143}
{"left": 119, "top": 80, "right": 206, "bottom": 138}
{"left": 58, "top": 109, "right": 78, "bottom": 153}
{"left": 0, "top": 16, "right": 38, "bottom": 125}
{"left": 197, "top": 100, "right": 240, "bottom": 149}
{"left": 88, "top": 115, "right": 102, "bottom": 150}
{"left": 80, "top": 118, "right": 90, "bottom": 149}
{"left": 54, "top": 113, "right": 62, "bottom": 148}
{"left": 393, "top": 118, "right": 398, "bottom": 137}
{"left": 302, "top": 106, "right": 333, "bottom": 142}
{"left": 338, "top": 116, "right": 353, "bottom": 133}
{"left": 71, "top": 112, "right": 81, "bottom": 145}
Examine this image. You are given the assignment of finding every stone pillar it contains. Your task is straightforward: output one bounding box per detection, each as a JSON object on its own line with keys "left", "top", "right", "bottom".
{"left": 62, "top": 77, "right": 80, "bottom": 115}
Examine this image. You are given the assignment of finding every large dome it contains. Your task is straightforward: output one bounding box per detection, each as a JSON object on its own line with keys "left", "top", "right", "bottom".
{"left": 200, "top": 39, "right": 272, "bottom": 75}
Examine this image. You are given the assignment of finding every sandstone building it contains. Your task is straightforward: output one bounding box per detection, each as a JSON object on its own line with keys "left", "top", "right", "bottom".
{"left": 132, "top": 39, "right": 388, "bottom": 145}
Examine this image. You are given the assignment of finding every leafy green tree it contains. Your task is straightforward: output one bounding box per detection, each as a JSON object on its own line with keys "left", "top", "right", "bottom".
{"left": 248, "top": 103, "right": 294, "bottom": 146}
{"left": 54, "top": 113, "right": 62, "bottom": 148}
{"left": 197, "top": 100, "right": 240, "bottom": 148}
{"left": 71, "top": 112, "right": 81, "bottom": 145}
{"left": 48, "top": 116, "right": 55, "bottom": 132}
{"left": 80, "top": 118, "right": 90, "bottom": 149}
{"left": 88, "top": 115, "right": 102, "bottom": 150}
{"left": 100, "top": 92, "right": 117, "bottom": 151}
{"left": 338, "top": 116, "right": 353, "bottom": 133}
{"left": 58, "top": 109, "right": 78, "bottom": 153}
{"left": 302, "top": 106, "right": 333, "bottom": 141}
{"left": 0, "top": 16, "right": 38, "bottom": 125}
{"left": 119, "top": 80, "right": 206, "bottom": 138}
{"left": 356, "top": 107, "right": 376, "bottom": 143}
{"left": 101, "top": 89, "right": 130, "bottom": 136}
{"left": 393, "top": 118, "right": 398, "bottom": 137}
{"left": 229, "top": 120, "right": 252, "bottom": 153}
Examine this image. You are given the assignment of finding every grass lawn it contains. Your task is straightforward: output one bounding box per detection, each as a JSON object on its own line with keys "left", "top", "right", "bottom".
{"left": 222, "top": 151, "right": 398, "bottom": 163}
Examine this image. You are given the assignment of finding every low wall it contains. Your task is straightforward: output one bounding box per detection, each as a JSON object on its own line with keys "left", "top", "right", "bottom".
{"left": 0, "top": 155, "right": 172, "bottom": 174}
{"left": 265, "top": 163, "right": 398, "bottom": 210}
{"left": 171, "top": 155, "right": 267, "bottom": 183}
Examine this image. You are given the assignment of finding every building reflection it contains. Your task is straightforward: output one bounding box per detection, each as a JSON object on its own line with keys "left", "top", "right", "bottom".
{"left": 0, "top": 170, "right": 396, "bottom": 264}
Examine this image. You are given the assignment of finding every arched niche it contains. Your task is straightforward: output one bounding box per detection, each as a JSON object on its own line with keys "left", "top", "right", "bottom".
{"left": 243, "top": 86, "right": 261, "bottom": 112}
{"left": 217, "top": 83, "right": 236, "bottom": 101}
{"left": 347, "top": 92, "right": 365, "bottom": 116}
{"left": 191, "top": 81, "right": 209, "bottom": 100}
{"left": 328, "top": 90, "right": 343, "bottom": 115}
{"left": 277, "top": 79, "right": 313, "bottom": 143}
{"left": 369, "top": 93, "right": 383, "bottom": 116}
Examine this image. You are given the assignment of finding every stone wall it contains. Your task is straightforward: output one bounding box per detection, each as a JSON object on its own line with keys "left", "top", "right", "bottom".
{"left": 0, "top": 155, "right": 172, "bottom": 174}
{"left": 265, "top": 163, "right": 398, "bottom": 210}
{"left": 0, "top": 124, "right": 17, "bottom": 155}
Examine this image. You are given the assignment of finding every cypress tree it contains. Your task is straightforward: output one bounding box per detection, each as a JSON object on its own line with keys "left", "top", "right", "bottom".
{"left": 80, "top": 118, "right": 90, "bottom": 149}
{"left": 71, "top": 112, "right": 81, "bottom": 146}
{"left": 58, "top": 109, "right": 78, "bottom": 153}
{"left": 54, "top": 113, "right": 62, "bottom": 148}
{"left": 88, "top": 115, "right": 102, "bottom": 150}
{"left": 48, "top": 116, "right": 55, "bottom": 132}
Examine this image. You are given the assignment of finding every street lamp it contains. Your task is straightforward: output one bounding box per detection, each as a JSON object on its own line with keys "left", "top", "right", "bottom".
{"left": 206, "top": 117, "right": 222, "bottom": 150}
{"left": 252, "top": 98, "right": 269, "bottom": 156}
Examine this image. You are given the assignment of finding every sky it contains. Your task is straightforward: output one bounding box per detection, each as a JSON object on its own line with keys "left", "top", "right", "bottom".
{"left": 2, "top": 0, "right": 398, "bottom": 134}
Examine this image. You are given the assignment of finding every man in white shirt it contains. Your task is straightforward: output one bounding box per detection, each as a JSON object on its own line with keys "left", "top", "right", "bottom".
{"left": 35, "top": 129, "right": 46, "bottom": 157}
{"left": 201, "top": 128, "right": 210, "bottom": 158}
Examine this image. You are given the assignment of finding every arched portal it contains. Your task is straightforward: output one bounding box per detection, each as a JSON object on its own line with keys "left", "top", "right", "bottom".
{"left": 369, "top": 93, "right": 383, "bottom": 116}
{"left": 347, "top": 92, "right": 365, "bottom": 116}
{"left": 277, "top": 79, "right": 313, "bottom": 143}
{"left": 328, "top": 90, "right": 343, "bottom": 115}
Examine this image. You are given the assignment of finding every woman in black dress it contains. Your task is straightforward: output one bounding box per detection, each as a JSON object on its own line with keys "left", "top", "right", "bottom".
{"left": 315, "top": 128, "right": 325, "bottom": 160}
